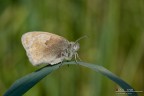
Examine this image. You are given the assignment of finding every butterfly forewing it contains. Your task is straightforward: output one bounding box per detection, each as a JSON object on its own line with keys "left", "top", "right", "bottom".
{"left": 21, "top": 32, "right": 69, "bottom": 66}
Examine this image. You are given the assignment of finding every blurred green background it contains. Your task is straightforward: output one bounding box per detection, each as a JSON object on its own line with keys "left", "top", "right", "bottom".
{"left": 0, "top": 0, "right": 144, "bottom": 96}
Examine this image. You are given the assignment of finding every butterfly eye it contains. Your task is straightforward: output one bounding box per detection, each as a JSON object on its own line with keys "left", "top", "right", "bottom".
{"left": 73, "top": 43, "right": 79, "bottom": 51}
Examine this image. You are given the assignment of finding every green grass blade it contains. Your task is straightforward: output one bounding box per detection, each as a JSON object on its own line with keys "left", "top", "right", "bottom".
{"left": 4, "top": 61, "right": 137, "bottom": 96}
{"left": 76, "top": 62, "right": 138, "bottom": 96}
{"left": 3, "top": 64, "right": 60, "bottom": 96}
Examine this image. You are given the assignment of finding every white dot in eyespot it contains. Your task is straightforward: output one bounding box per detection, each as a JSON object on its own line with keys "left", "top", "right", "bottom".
{"left": 21, "top": 31, "right": 81, "bottom": 66}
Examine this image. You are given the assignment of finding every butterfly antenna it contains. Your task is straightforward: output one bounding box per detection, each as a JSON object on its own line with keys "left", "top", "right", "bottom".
{"left": 75, "top": 35, "right": 87, "bottom": 44}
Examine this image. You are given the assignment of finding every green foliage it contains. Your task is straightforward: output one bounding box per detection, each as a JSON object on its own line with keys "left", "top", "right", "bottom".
{"left": 4, "top": 61, "right": 137, "bottom": 96}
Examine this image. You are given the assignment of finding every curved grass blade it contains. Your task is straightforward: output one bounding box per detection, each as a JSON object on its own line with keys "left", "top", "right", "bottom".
{"left": 76, "top": 62, "right": 138, "bottom": 96}
{"left": 4, "top": 64, "right": 60, "bottom": 96}
{"left": 4, "top": 61, "right": 137, "bottom": 96}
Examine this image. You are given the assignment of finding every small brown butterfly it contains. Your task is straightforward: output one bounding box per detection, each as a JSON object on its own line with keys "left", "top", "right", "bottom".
{"left": 21, "top": 31, "right": 82, "bottom": 66}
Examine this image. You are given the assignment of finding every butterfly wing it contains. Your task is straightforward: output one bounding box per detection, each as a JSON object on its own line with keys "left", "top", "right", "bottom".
{"left": 21, "top": 32, "right": 69, "bottom": 66}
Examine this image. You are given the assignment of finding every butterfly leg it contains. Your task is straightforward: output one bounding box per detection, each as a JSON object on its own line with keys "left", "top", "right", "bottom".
{"left": 76, "top": 52, "right": 81, "bottom": 61}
